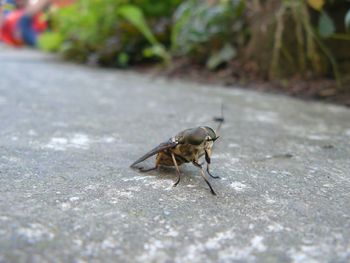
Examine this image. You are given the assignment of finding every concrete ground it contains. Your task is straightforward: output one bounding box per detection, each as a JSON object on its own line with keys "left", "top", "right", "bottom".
{"left": 0, "top": 46, "right": 350, "bottom": 263}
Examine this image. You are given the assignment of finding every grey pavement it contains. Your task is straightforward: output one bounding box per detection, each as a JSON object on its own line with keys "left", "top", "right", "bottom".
{"left": 0, "top": 46, "right": 350, "bottom": 263}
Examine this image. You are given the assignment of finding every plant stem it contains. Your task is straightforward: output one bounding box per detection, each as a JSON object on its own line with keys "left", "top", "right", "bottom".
{"left": 269, "top": 5, "right": 285, "bottom": 79}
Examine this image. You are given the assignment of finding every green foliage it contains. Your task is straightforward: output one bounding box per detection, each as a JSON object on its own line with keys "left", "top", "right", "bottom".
{"left": 117, "top": 5, "right": 170, "bottom": 63}
{"left": 345, "top": 9, "right": 350, "bottom": 31}
{"left": 206, "top": 43, "right": 236, "bottom": 70}
{"left": 307, "top": 1, "right": 350, "bottom": 83}
{"left": 44, "top": 0, "right": 179, "bottom": 66}
{"left": 49, "top": 0, "right": 120, "bottom": 63}
{"left": 38, "top": 32, "right": 63, "bottom": 52}
{"left": 261, "top": 0, "right": 350, "bottom": 82}
{"left": 172, "top": 0, "right": 245, "bottom": 69}
{"left": 318, "top": 12, "right": 335, "bottom": 37}
{"left": 38, "top": 0, "right": 349, "bottom": 82}
{"left": 128, "top": 0, "right": 182, "bottom": 17}
{"left": 118, "top": 5, "right": 157, "bottom": 44}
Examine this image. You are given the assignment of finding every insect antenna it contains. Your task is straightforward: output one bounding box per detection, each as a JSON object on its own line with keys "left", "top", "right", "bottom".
{"left": 213, "top": 103, "right": 224, "bottom": 135}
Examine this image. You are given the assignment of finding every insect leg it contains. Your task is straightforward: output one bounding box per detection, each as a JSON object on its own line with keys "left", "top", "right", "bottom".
{"left": 206, "top": 164, "right": 220, "bottom": 179}
{"left": 171, "top": 152, "right": 181, "bottom": 187}
{"left": 205, "top": 150, "right": 220, "bottom": 179}
{"left": 138, "top": 158, "right": 160, "bottom": 172}
{"left": 192, "top": 162, "right": 217, "bottom": 196}
{"left": 139, "top": 166, "right": 158, "bottom": 172}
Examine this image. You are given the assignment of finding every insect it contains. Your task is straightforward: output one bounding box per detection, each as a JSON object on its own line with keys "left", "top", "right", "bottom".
{"left": 130, "top": 110, "right": 224, "bottom": 195}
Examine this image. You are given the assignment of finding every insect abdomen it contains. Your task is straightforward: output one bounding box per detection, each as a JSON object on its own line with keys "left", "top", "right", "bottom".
{"left": 156, "top": 151, "right": 188, "bottom": 166}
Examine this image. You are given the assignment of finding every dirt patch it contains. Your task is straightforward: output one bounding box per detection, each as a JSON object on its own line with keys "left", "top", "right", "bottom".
{"left": 135, "top": 59, "right": 350, "bottom": 108}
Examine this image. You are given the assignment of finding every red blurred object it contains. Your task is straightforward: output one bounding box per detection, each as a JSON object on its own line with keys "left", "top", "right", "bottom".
{"left": 0, "top": 10, "right": 47, "bottom": 47}
{"left": 32, "top": 12, "right": 47, "bottom": 32}
{"left": 0, "top": 10, "right": 24, "bottom": 46}
{"left": 0, "top": 0, "right": 72, "bottom": 46}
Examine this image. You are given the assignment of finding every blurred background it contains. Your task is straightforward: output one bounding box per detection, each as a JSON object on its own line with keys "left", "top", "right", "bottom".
{"left": 1, "top": 0, "right": 350, "bottom": 105}
{"left": 1, "top": 2, "right": 350, "bottom": 262}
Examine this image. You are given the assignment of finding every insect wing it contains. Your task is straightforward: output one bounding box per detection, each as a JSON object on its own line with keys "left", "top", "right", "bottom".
{"left": 130, "top": 140, "right": 177, "bottom": 167}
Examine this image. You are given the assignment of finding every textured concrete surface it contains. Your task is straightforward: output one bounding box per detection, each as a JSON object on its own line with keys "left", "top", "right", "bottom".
{"left": 0, "top": 46, "right": 350, "bottom": 263}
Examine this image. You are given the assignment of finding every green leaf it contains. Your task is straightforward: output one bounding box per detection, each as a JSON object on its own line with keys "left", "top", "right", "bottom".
{"left": 37, "top": 32, "right": 63, "bottom": 52}
{"left": 143, "top": 45, "right": 163, "bottom": 58}
{"left": 117, "top": 5, "right": 157, "bottom": 45}
{"left": 143, "top": 45, "right": 171, "bottom": 64}
{"left": 117, "top": 4, "right": 170, "bottom": 64}
{"left": 345, "top": 9, "right": 350, "bottom": 31}
{"left": 318, "top": 12, "right": 335, "bottom": 38}
{"left": 206, "top": 43, "right": 236, "bottom": 70}
{"left": 117, "top": 53, "right": 129, "bottom": 67}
